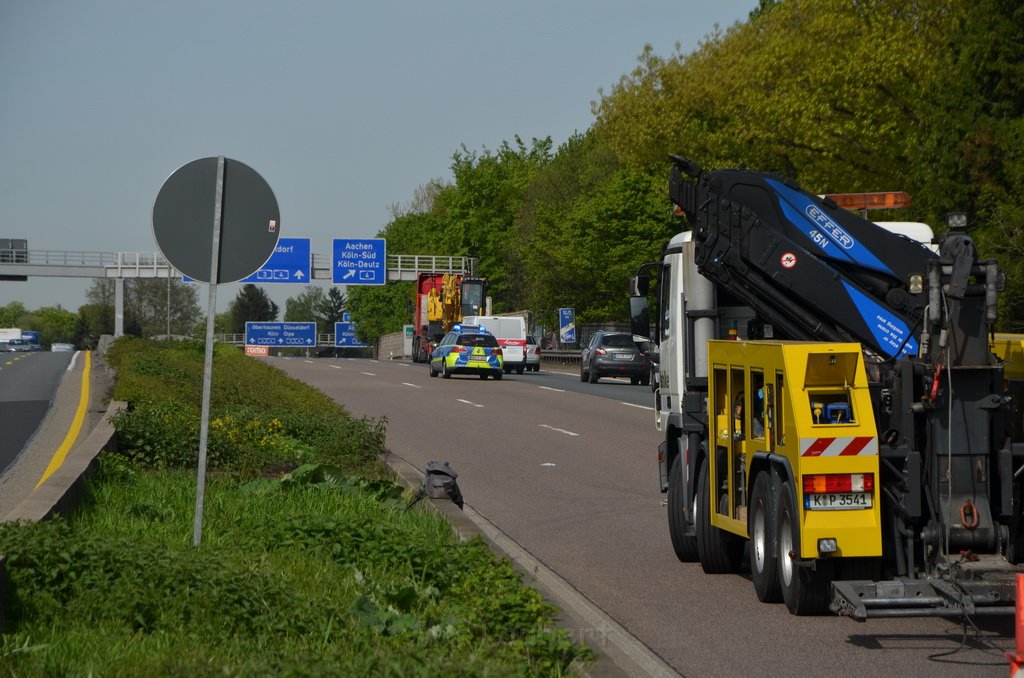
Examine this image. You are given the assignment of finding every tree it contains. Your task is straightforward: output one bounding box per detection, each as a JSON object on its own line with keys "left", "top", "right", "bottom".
{"left": 19, "top": 306, "right": 77, "bottom": 346}
{"left": 0, "top": 301, "right": 26, "bottom": 327}
{"left": 228, "top": 284, "right": 278, "bottom": 333}
{"left": 346, "top": 282, "right": 412, "bottom": 345}
{"left": 316, "top": 287, "right": 348, "bottom": 328}
{"left": 83, "top": 278, "right": 200, "bottom": 338}
{"left": 285, "top": 286, "right": 328, "bottom": 332}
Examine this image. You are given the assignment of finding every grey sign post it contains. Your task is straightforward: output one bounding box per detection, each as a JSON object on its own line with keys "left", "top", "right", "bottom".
{"left": 153, "top": 156, "right": 280, "bottom": 546}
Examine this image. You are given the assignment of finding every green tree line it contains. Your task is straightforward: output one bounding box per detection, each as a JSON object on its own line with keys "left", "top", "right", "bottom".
{"left": 349, "top": 0, "right": 1024, "bottom": 340}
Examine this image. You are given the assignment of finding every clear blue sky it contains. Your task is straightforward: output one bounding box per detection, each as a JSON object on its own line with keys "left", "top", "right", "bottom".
{"left": 0, "top": 0, "right": 753, "bottom": 313}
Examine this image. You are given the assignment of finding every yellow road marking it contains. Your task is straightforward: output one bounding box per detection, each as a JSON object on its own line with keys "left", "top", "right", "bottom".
{"left": 36, "top": 351, "right": 91, "bottom": 488}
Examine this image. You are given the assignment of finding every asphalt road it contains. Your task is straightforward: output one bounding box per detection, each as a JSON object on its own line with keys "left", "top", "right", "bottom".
{"left": 0, "top": 351, "right": 74, "bottom": 473}
{"left": 272, "top": 356, "right": 1014, "bottom": 677}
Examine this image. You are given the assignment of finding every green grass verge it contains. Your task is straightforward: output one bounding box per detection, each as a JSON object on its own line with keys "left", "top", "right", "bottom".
{"left": 0, "top": 339, "right": 593, "bottom": 675}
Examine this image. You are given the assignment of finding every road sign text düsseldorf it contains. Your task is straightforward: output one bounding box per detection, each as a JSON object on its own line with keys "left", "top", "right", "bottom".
{"left": 245, "top": 321, "right": 316, "bottom": 346}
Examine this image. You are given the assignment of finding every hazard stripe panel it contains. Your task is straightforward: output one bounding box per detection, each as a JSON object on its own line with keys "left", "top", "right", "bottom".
{"left": 799, "top": 436, "right": 877, "bottom": 457}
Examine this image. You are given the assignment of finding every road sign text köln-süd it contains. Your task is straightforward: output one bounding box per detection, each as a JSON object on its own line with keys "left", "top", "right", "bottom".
{"left": 333, "top": 238, "right": 386, "bottom": 285}
{"left": 245, "top": 321, "right": 317, "bottom": 347}
{"left": 334, "top": 322, "right": 367, "bottom": 347}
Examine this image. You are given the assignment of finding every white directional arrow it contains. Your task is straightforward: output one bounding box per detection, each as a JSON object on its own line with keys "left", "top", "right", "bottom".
{"left": 294, "top": 270, "right": 305, "bottom": 280}
{"left": 342, "top": 269, "right": 356, "bottom": 280}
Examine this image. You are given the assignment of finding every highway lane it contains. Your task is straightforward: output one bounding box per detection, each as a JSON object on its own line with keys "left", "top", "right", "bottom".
{"left": 0, "top": 351, "right": 75, "bottom": 473}
{"left": 272, "top": 356, "right": 1013, "bottom": 677}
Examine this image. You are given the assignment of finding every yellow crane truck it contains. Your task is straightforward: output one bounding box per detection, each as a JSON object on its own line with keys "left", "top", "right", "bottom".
{"left": 629, "top": 157, "right": 1024, "bottom": 618}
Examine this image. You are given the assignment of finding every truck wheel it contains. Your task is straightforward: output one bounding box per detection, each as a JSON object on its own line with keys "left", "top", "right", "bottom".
{"left": 777, "top": 481, "right": 831, "bottom": 614}
{"left": 749, "top": 472, "right": 781, "bottom": 602}
{"left": 516, "top": 367, "right": 524, "bottom": 375}
{"left": 696, "top": 461, "right": 743, "bottom": 573}
{"left": 667, "top": 454, "right": 698, "bottom": 562}
{"left": 442, "top": 362, "right": 452, "bottom": 379}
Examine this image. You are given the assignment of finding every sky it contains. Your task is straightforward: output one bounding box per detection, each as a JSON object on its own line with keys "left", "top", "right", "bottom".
{"left": 0, "top": 0, "right": 754, "bottom": 314}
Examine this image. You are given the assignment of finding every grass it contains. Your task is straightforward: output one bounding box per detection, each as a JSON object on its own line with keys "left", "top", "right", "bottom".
{"left": 0, "top": 339, "right": 592, "bottom": 675}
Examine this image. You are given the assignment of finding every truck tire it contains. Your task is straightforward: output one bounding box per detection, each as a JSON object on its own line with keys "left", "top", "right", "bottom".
{"left": 696, "top": 461, "right": 743, "bottom": 574}
{"left": 667, "top": 454, "right": 698, "bottom": 562}
{"left": 749, "top": 472, "right": 781, "bottom": 602}
{"left": 777, "top": 480, "right": 831, "bottom": 614}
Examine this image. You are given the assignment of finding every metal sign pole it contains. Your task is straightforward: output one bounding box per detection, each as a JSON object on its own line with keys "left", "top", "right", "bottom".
{"left": 193, "top": 156, "right": 225, "bottom": 547}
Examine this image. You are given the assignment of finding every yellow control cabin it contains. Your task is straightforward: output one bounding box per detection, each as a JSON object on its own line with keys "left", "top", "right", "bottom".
{"left": 708, "top": 340, "right": 882, "bottom": 561}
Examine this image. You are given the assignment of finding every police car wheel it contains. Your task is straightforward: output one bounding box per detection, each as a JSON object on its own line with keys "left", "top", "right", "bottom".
{"left": 442, "top": 361, "right": 452, "bottom": 379}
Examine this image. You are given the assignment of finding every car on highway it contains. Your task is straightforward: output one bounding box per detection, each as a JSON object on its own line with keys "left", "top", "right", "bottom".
{"left": 429, "top": 324, "right": 504, "bottom": 380}
{"left": 3, "top": 339, "right": 33, "bottom": 352}
{"left": 525, "top": 334, "right": 541, "bottom": 372}
{"left": 580, "top": 331, "right": 650, "bottom": 385}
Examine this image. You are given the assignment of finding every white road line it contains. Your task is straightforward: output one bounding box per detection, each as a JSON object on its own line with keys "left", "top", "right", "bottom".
{"left": 402, "top": 382, "right": 422, "bottom": 389}
{"left": 456, "top": 399, "right": 484, "bottom": 408}
{"left": 538, "top": 385, "right": 565, "bottom": 393}
{"left": 539, "top": 424, "right": 579, "bottom": 437}
{"left": 361, "top": 372, "right": 376, "bottom": 376}
{"left": 329, "top": 365, "right": 342, "bottom": 369}
{"left": 621, "top": 402, "right": 654, "bottom": 411}
{"left": 304, "top": 360, "right": 314, "bottom": 364}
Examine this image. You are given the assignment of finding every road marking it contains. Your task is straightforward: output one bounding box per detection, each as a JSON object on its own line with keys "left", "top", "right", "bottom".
{"left": 329, "top": 365, "right": 342, "bottom": 369}
{"left": 37, "top": 351, "right": 91, "bottom": 488}
{"left": 541, "top": 462, "right": 557, "bottom": 467}
{"left": 402, "top": 382, "right": 422, "bottom": 389}
{"left": 304, "top": 360, "right": 314, "bottom": 364}
{"left": 621, "top": 402, "right": 654, "bottom": 411}
{"left": 539, "top": 424, "right": 579, "bottom": 437}
{"left": 361, "top": 372, "right": 376, "bottom": 376}
{"left": 538, "top": 385, "right": 565, "bottom": 393}
{"left": 457, "top": 399, "right": 483, "bottom": 408}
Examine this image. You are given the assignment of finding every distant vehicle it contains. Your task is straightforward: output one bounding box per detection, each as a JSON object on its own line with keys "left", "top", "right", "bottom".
{"left": 525, "top": 335, "right": 541, "bottom": 372}
{"left": 3, "top": 338, "right": 33, "bottom": 352}
{"left": 579, "top": 331, "right": 650, "bottom": 385}
{"left": 50, "top": 343, "right": 75, "bottom": 352}
{"left": 429, "top": 324, "right": 504, "bottom": 380}
{"left": 463, "top": 315, "right": 527, "bottom": 375}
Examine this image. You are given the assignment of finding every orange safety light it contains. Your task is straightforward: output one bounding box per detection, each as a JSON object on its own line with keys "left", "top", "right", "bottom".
{"left": 824, "top": 191, "right": 912, "bottom": 211}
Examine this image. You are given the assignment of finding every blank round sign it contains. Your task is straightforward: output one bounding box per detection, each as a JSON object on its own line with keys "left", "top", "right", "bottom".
{"left": 152, "top": 157, "right": 280, "bottom": 283}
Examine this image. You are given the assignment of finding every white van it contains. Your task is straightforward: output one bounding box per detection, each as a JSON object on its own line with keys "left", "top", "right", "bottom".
{"left": 463, "top": 315, "right": 527, "bottom": 374}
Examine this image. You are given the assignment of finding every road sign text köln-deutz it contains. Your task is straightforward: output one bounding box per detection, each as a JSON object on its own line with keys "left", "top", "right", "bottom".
{"left": 335, "top": 322, "right": 367, "bottom": 347}
{"left": 333, "top": 238, "right": 386, "bottom": 285}
{"left": 245, "top": 321, "right": 317, "bottom": 347}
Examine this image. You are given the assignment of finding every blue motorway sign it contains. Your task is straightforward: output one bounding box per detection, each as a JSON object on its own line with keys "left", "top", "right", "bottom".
{"left": 559, "top": 308, "right": 576, "bottom": 344}
{"left": 239, "top": 238, "right": 310, "bottom": 283}
{"left": 333, "top": 238, "right": 386, "bottom": 285}
{"left": 184, "top": 237, "right": 310, "bottom": 284}
{"left": 245, "top": 321, "right": 317, "bottom": 347}
{"left": 335, "top": 322, "right": 367, "bottom": 347}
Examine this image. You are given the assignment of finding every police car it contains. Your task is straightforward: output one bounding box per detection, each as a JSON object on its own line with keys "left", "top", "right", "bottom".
{"left": 429, "top": 324, "right": 504, "bottom": 380}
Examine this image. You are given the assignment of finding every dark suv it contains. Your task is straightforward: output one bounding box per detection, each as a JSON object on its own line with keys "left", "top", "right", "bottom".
{"left": 580, "top": 331, "right": 650, "bottom": 385}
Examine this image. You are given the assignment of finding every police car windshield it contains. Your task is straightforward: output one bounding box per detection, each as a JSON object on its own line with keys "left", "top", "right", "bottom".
{"left": 458, "top": 333, "right": 498, "bottom": 347}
